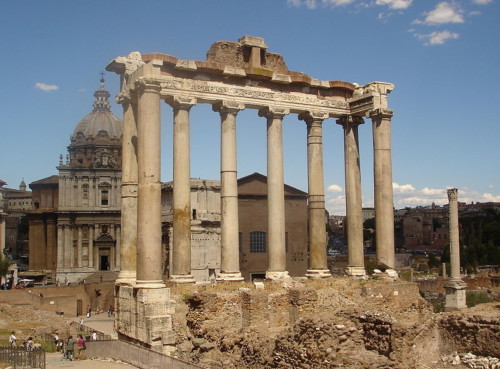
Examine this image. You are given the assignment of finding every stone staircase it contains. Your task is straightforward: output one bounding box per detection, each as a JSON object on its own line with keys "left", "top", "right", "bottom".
{"left": 82, "top": 271, "right": 119, "bottom": 284}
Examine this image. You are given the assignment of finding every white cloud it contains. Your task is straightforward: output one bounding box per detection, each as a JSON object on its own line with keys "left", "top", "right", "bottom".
{"left": 327, "top": 184, "right": 343, "bottom": 193}
{"left": 472, "top": 0, "right": 492, "bottom": 4}
{"left": 415, "top": 30, "right": 459, "bottom": 45}
{"left": 287, "top": 0, "right": 319, "bottom": 8}
{"left": 35, "top": 82, "right": 59, "bottom": 92}
{"left": 322, "top": 0, "right": 355, "bottom": 6}
{"left": 375, "top": 0, "right": 412, "bottom": 9}
{"left": 469, "top": 10, "right": 481, "bottom": 15}
{"left": 77, "top": 88, "right": 87, "bottom": 92}
{"left": 326, "top": 195, "right": 346, "bottom": 215}
{"left": 488, "top": 184, "right": 494, "bottom": 189}
{"left": 421, "top": 187, "right": 445, "bottom": 195}
{"left": 393, "top": 182, "right": 416, "bottom": 194}
{"left": 420, "top": 2, "right": 464, "bottom": 25}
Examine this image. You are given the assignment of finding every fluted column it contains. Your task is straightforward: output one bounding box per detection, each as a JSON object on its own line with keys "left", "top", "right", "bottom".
{"left": 370, "top": 108, "right": 395, "bottom": 270}
{"left": 337, "top": 115, "right": 365, "bottom": 276}
{"left": 135, "top": 80, "right": 164, "bottom": 288}
{"left": 117, "top": 96, "right": 138, "bottom": 284}
{"left": 213, "top": 101, "right": 245, "bottom": 282}
{"left": 166, "top": 96, "right": 197, "bottom": 284}
{"left": 299, "top": 111, "right": 331, "bottom": 278}
{"left": 259, "top": 106, "right": 290, "bottom": 280}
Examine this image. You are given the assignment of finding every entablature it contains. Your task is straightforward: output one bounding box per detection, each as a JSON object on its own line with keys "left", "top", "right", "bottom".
{"left": 107, "top": 36, "right": 394, "bottom": 118}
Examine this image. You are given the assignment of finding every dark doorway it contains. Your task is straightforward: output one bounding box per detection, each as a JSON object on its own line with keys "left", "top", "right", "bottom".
{"left": 76, "top": 299, "right": 83, "bottom": 316}
{"left": 100, "top": 255, "right": 109, "bottom": 271}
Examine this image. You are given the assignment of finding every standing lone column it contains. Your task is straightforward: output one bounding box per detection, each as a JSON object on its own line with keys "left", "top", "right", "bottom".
{"left": 299, "top": 111, "right": 331, "bottom": 278}
{"left": 370, "top": 108, "right": 395, "bottom": 270}
{"left": 135, "top": 80, "right": 164, "bottom": 288}
{"left": 166, "top": 96, "right": 197, "bottom": 284}
{"left": 259, "top": 106, "right": 290, "bottom": 280}
{"left": 116, "top": 95, "right": 138, "bottom": 285}
{"left": 213, "top": 101, "right": 245, "bottom": 282}
{"left": 337, "top": 115, "right": 366, "bottom": 276}
{"left": 445, "top": 188, "right": 467, "bottom": 310}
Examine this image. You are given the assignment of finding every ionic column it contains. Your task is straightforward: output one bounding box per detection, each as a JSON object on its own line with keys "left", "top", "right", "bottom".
{"left": 299, "top": 111, "right": 331, "bottom": 279}
{"left": 213, "top": 101, "right": 245, "bottom": 282}
{"left": 337, "top": 116, "right": 365, "bottom": 276}
{"left": 117, "top": 96, "right": 138, "bottom": 284}
{"left": 445, "top": 188, "right": 467, "bottom": 310}
{"left": 166, "top": 96, "right": 197, "bottom": 284}
{"left": 77, "top": 225, "right": 83, "bottom": 268}
{"left": 370, "top": 108, "right": 395, "bottom": 270}
{"left": 64, "top": 225, "right": 72, "bottom": 268}
{"left": 135, "top": 80, "right": 164, "bottom": 288}
{"left": 259, "top": 106, "right": 290, "bottom": 280}
{"left": 88, "top": 225, "right": 94, "bottom": 269}
{"left": 57, "top": 225, "right": 64, "bottom": 270}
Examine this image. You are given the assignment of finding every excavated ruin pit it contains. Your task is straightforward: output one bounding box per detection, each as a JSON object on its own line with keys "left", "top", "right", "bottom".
{"left": 169, "top": 278, "right": 499, "bottom": 369}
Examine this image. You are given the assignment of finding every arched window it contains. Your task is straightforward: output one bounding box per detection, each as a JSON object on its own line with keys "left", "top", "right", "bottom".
{"left": 249, "top": 231, "right": 266, "bottom": 253}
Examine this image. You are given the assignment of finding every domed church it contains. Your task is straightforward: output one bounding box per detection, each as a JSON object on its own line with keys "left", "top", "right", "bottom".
{"left": 28, "top": 76, "right": 123, "bottom": 283}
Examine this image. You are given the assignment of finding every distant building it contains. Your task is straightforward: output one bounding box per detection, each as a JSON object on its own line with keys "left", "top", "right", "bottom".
{"left": 161, "top": 173, "right": 309, "bottom": 282}
{"left": 28, "top": 77, "right": 123, "bottom": 283}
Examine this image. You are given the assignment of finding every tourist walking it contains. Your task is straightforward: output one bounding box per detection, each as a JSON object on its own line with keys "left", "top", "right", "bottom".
{"left": 76, "top": 334, "right": 86, "bottom": 360}
{"left": 26, "top": 336, "right": 34, "bottom": 351}
{"left": 65, "top": 336, "right": 75, "bottom": 361}
{"left": 9, "top": 331, "right": 16, "bottom": 347}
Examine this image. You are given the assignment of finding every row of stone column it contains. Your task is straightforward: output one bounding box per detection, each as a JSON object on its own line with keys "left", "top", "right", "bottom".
{"left": 117, "top": 81, "right": 396, "bottom": 286}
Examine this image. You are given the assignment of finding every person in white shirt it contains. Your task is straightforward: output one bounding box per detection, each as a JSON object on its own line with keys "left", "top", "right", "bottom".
{"left": 9, "top": 332, "right": 16, "bottom": 347}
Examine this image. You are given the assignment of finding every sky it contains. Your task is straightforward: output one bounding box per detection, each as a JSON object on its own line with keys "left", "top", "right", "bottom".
{"left": 0, "top": 0, "right": 499, "bottom": 215}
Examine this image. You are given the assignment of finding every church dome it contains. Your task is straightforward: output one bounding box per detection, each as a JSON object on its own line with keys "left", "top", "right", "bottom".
{"left": 71, "top": 76, "right": 122, "bottom": 143}
{"left": 65, "top": 75, "right": 123, "bottom": 169}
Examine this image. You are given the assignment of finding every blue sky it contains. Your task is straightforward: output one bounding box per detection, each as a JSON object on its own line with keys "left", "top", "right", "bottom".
{"left": 1, "top": 0, "right": 499, "bottom": 215}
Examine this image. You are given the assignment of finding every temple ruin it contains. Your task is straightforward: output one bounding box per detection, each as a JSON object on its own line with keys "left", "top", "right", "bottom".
{"left": 106, "top": 35, "right": 396, "bottom": 351}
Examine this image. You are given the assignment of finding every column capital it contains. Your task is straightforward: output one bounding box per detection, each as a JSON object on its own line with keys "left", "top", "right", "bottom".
{"left": 258, "top": 106, "right": 289, "bottom": 119}
{"left": 369, "top": 107, "right": 394, "bottom": 119}
{"left": 212, "top": 100, "right": 245, "bottom": 115}
{"left": 134, "top": 78, "right": 161, "bottom": 95}
{"left": 298, "top": 111, "right": 329, "bottom": 125}
{"left": 336, "top": 115, "right": 364, "bottom": 127}
{"left": 116, "top": 92, "right": 131, "bottom": 106}
{"left": 165, "top": 96, "right": 197, "bottom": 110}
{"left": 447, "top": 188, "right": 458, "bottom": 201}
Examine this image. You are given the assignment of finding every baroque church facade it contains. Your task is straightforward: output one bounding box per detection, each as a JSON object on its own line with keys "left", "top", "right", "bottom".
{"left": 29, "top": 77, "right": 123, "bottom": 283}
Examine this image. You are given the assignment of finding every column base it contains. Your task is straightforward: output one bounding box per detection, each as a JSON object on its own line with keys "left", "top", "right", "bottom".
{"left": 170, "top": 274, "right": 196, "bottom": 285}
{"left": 116, "top": 271, "right": 137, "bottom": 286}
{"left": 266, "top": 271, "right": 290, "bottom": 280}
{"left": 305, "top": 269, "right": 332, "bottom": 279}
{"left": 135, "top": 280, "right": 166, "bottom": 289}
{"left": 216, "top": 272, "right": 244, "bottom": 282}
{"left": 445, "top": 279, "right": 467, "bottom": 311}
{"left": 345, "top": 266, "right": 366, "bottom": 277}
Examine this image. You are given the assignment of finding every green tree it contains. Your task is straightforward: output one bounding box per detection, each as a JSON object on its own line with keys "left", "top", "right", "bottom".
{"left": 0, "top": 253, "right": 11, "bottom": 281}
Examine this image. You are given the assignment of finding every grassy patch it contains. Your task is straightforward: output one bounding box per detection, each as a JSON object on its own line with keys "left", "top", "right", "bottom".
{"left": 466, "top": 291, "right": 493, "bottom": 307}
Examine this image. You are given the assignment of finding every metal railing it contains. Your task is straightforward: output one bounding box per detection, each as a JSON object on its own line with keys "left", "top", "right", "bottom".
{"left": 0, "top": 346, "right": 45, "bottom": 369}
{"left": 86, "top": 340, "right": 205, "bottom": 369}
{"left": 71, "top": 321, "right": 112, "bottom": 341}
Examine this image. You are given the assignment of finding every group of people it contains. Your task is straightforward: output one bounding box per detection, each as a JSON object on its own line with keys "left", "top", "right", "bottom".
{"left": 8, "top": 332, "right": 37, "bottom": 351}
{"left": 54, "top": 334, "right": 87, "bottom": 361}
